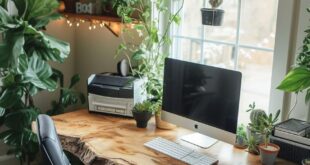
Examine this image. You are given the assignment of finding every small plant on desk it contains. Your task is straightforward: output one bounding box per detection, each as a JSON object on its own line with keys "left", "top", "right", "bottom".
{"left": 255, "top": 110, "right": 281, "bottom": 165}
{"left": 132, "top": 100, "right": 156, "bottom": 128}
{"left": 235, "top": 124, "right": 248, "bottom": 149}
{"left": 246, "top": 102, "right": 266, "bottom": 154}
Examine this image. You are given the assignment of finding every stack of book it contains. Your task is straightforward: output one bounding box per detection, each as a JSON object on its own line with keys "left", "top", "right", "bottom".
{"left": 273, "top": 118, "right": 310, "bottom": 146}
{"left": 271, "top": 118, "right": 310, "bottom": 163}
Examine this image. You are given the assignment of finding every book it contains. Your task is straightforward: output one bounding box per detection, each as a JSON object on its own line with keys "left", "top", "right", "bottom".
{"left": 274, "top": 129, "right": 310, "bottom": 146}
{"left": 275, "top": 118, "right": 310, "bottom": 136}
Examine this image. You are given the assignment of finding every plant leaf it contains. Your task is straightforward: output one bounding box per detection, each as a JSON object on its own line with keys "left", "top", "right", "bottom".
{"left": 69, "top": 74, "right": 80, "bottom": 88}
{"left": 277, "top": 67, "right": 310, "bottom": 92}
{"left": 23, "top": 55, "right": 57, "bottom": 91}
{"left": 0, "top": 107, "right": 5, "bottom": 117}
{"left": 0, "top": 87, "right": 23, "bottom": 109}
{"left": 4, "top": 108, "right": 38, "bottom": 130}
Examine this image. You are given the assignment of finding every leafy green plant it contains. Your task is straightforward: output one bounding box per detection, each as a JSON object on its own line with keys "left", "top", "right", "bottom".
{"left": 47, "top": 73, "right": 85, "bottom": 116}
{"left": 236, "top": 124, "right": 247, "bottom": 141}
{"left": 247, "top": 135, "right": 259, "bottom": 154}
{"left": 133, "top": 100, "right": 155, "bottom": 113}
{"left": 253, "top": 110, "right": 280, "bottom": 148}
{"left": 209, "top": 0, "right": 223, "bottom": 9}
{"left": 116, "top": 0, "right": 184, "bottom": 114}
{"left": 246, "top": 102, "right": 267, "bottom": 130}
{"left": 0, "top": 0, "right": 77, "bottom": 164}
{"left": 277, "top": 8, "right": 310, "bottom": 119}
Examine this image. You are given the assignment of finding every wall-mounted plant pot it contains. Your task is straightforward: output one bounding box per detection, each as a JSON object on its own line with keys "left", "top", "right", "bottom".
{"left": 200, "top": 8, "right": 225, "bottom": 26}
{"left": 259, "top": 143, "right": 280, "bottom": 165}
{"left": 132, "top": 111, "right": 152, "bottom": 128}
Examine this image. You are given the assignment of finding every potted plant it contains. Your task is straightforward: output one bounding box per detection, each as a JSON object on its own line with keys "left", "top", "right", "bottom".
{"left": 132, "top": 100, "right": 155, "bottom": 128}
{"left": 246, "top": 102, "right": 266, "bottom": 144}
{"left": 235, "top": 124, "right": 248, "bottom": 149}
{"left": 201, "top": 0, "right": 224, "bottom": 26}
{"left": 115, "top": 0, "right": 184, "bottom": 129}
{"left": 0, "top": 0, "right": 82, "bottom": 164}
{"left": 101, "top": 0, "right": 118, "bottom": 17}
{"left": 302, "top": 158, "right": 310, "bottom": 165}
{"left": 256, "top": 110, "right": 281, "bottom": 165}
{"left": 247, "top": 135, "right": 259, "bottom": 155}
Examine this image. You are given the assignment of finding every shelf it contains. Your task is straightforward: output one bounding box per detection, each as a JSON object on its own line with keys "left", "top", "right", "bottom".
{"left": 61, "top": 12, "right": 122, "bottom": 23}
{"left": 61, "top": 12, "right": 123, "bottom": 37}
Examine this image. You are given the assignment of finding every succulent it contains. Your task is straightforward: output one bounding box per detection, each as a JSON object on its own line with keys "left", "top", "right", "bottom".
{"left": 209, "top": 0, "right": 223, "bottom": 9}
{"left": 246, "top": 102, "right": 267, "bottom": 126}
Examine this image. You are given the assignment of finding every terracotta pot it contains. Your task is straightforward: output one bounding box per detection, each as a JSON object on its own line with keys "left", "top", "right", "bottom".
{"left": 258, "top": 143, "right": 280, "bottom": 165}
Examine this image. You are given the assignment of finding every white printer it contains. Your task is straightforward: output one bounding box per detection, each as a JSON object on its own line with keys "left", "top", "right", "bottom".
{"left": 87, "top": 73, "right": 145, "bottom": 117}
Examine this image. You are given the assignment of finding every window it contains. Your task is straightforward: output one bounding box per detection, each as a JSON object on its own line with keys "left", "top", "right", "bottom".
{"left": 170, "top": 0, "right": 278, "bottom": 124}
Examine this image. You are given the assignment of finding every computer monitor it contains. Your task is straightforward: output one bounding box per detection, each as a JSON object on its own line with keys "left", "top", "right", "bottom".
{"left": 162, "top": 58, "right": 242, "bottom": 147}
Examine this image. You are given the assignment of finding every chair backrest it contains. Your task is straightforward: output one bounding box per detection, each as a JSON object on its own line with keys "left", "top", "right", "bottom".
{"left": 36, "top": 114, "right": 70, "bottom": 165}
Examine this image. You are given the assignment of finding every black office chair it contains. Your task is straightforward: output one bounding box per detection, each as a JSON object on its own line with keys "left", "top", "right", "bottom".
{"left": 36, "top": 114, "right": 71, "bottom": 165}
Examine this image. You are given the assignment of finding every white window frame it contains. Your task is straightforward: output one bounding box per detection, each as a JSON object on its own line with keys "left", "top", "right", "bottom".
{"left": 168, "top": 0, "right": 297, "bottom": 122}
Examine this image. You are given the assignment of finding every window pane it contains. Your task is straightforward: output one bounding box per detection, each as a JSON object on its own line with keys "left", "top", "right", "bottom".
{"left": 204, "top": 0, "right": 238, "bottom": 42}
{"left": 172, "top": 0, "right": 204, "bottom": 38}
{"left": 239, "top": 0, "right": 278, "bottom": 49}
{"left": 172, "top": 37, "right": 202, "bottom": 63}
{"left": 202, "top": 43, "right": 234, "bottom": 70}
{"left": 237, "top": 48, "right": 273, "bottom": 124}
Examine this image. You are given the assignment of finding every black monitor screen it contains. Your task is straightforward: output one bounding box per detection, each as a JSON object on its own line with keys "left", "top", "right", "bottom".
{"left": 162, "top": 58, "right": 242, "bottom": 133}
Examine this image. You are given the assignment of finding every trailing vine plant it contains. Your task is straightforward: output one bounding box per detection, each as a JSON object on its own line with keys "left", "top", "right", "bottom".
{"left": 116, "top": 0, "right": 184, "bottom": 113}
{"left": 0, "top": 0, "right": 83, "bottom": 164}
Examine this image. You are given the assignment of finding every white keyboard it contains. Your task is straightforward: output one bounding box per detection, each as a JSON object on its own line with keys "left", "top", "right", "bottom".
{"left": 144, "top": 137, "right": 218, "bottom": 165}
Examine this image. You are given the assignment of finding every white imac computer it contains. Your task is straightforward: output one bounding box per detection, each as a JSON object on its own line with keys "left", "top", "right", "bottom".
{"left": 161, "top": 58, "right": 242, "bottom": 148}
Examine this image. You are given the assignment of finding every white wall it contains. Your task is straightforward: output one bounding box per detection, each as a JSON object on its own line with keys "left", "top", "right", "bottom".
{"left": 74, "top": 23, "right": 142, "bottom": 96}
{"left": 269, "top": 0, "right": 310, "bottom": 121}
{"left": 33, "top": 19, "right": 77, "bottom": 112}
{"left": 288, "top": 0, "right": 310, "bottom": 120}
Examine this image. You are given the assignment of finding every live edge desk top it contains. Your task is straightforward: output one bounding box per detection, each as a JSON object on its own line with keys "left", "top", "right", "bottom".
{"left": 47, "top": 110, "right": 295, "bottom": 165}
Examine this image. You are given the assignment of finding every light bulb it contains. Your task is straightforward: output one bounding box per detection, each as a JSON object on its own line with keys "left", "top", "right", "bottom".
{"left": 93, "top": 25, "right": 96, "bottom": 29}
{"left": 89, "top": 26, "right": 92, "bottom": 30}
{"left": 76, "top": 23, "right": 80, "bottom": 27}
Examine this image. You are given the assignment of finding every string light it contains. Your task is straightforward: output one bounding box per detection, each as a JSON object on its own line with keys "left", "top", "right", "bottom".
{"left": 64, "top": 17, "right": 121, "bottom": 36}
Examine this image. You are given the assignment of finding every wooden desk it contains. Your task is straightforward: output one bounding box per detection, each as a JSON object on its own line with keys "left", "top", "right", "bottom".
{"left": 50, "top": 110, "right": 295, "bottom": 165}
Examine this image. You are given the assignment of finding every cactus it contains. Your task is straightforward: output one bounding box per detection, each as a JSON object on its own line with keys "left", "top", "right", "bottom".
{"left": 246, "top": 102, "right": 267, "bottom": 125}
{"left": 209, "top": 0, "right": 223, "bottom": 9}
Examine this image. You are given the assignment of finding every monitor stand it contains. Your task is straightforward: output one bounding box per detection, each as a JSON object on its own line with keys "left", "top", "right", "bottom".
{"left": 181, "top": 133, "right": 218, "bottom": 149}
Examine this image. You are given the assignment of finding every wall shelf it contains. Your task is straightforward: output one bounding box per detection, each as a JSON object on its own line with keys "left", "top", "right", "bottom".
{"left": 61, "top": 12, "right": 123, "bottom": 37}
{"left": 61, "top": 12, "right": 122, "bottom": 23}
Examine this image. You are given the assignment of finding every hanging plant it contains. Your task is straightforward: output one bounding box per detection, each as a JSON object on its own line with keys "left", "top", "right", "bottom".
{"left": 201, "top": 0, "right": 224, "bottom": 26}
